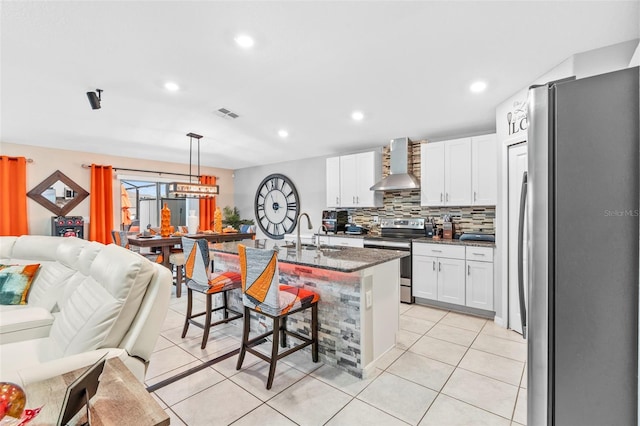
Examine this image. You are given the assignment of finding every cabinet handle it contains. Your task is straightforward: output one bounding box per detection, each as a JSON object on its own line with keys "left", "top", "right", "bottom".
{"left": 468, "top": 265, "right": 471, "bottom": 275}
{"left": 352, "top": 196, "right": 355, "bottom": 203}
{"left": 432, "top": 260, "right": 436, "bottom": 271}
{"left": 336, "top": 197, "right": 339, "bottom": 204}
{"left": 356, "top": 196, "right": 359, "bottom": 204}
{"left": 440, "top": 193, "right": 443, "bottom": 202}
{"left": 474, "top": 191, "right": 477, "bottom": 202}
{"left": 432, "top": 249, "right": 442, "bottom": 253}
{"left": 446, "top": 193, "right": 449, "bottom": 202}
{"left": 472, "top": 252, "right": 485, "bottom": 256}
{"left": 438, "top": 262, "right": 441, "bottom": 272}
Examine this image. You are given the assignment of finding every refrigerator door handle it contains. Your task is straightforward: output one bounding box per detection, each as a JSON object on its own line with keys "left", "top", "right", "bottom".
{"left": 517, "top": 171, "right": 528, "bottom": 339}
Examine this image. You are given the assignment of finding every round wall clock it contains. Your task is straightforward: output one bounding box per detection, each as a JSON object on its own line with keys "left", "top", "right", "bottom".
{"left": 254, "top": 173, "right": 300, "bottom": 239}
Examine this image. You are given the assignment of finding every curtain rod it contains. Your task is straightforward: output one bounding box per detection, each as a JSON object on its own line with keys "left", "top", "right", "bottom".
{"left": 80, "top": 164, "right": 217, "bottom": 179}
{"left": 2, "top": 157, "right": 33, "bottom": 163}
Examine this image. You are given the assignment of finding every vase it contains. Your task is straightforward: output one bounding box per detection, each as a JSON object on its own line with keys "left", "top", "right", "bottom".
{"left": 214, "top": 207, "right": 223, "bottom": 233}
{"left": 160, "top": 203, "right": 172, "bottom": 237}
{"left": 187, "top": 210, "right": 199, "bottom": 235}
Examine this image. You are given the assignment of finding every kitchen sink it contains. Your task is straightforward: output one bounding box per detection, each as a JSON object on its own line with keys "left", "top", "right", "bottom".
{"left": 281, "top": 244, "right": 342, "bottom": 253}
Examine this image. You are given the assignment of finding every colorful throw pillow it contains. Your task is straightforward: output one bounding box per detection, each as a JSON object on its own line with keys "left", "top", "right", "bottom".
{"left": 0, "top": 264, "right": 40, "bottom": 305}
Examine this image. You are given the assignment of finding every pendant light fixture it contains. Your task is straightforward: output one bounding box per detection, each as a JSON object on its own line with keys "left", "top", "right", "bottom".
{"left": 167, "top": 133, "right": 219, "bottom": 198}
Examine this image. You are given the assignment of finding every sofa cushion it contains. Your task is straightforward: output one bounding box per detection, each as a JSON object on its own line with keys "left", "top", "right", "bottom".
{"left": 0, "top": 237, "right": 17, "bottom": 259}
{"left": 10, "top": 236, "right": 65, "bottom": 263}
{"left": 55, "top": 241, "right": 103, "bottom": 310}
{"left": 0, "top": 264, "right": 40, "bottom": 305}
{"left": 58, "top": 239, "right": 103, "bottom": 276}
{"left": 48, "top": 244, "right": 154, "bottom": 356}
{"left": 27, "top": 261, "right": 75, "bottom": 311}
{"left": 0, "top": 306, "right": 54, "bottom": 344}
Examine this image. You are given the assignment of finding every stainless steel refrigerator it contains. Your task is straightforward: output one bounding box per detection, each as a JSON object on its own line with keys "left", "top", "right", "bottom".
{"left": 521, "top": 66, "right": 639, "bottom": 426}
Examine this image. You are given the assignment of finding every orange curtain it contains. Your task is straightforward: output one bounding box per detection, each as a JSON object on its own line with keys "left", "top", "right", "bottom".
{"left": 89, "top": 164, "right": 114, "bottom": 244}
{"left": 0, "top": 156, "right": 28, "bottom": 236}
{"left": 199, "top": 175, "right": 216, "bottom": 232}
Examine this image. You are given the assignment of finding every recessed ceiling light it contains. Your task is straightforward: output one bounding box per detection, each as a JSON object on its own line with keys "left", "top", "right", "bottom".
{"left": 235, "top": 34, "right": 255, "bottom": 49}
{"left": 351, "top": 111, "right": 364, "bottom": 121}
{"left": 164, "top": 82, "right": 180, "bottom": 92}
{"left": 470, "top": 81, "right": 487, "bottom": 93}
{"left": 278, "top": 129, "right": 289, "bottom": 138}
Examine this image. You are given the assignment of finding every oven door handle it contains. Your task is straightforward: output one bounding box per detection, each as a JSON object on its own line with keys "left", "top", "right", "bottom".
{"left": 364, "top": 241, "right": 411, "bottom": 250}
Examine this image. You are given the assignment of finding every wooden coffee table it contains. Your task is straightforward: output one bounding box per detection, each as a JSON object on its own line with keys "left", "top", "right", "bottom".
{"left": 24, "top": 357, "right": 169, "bottom": 426}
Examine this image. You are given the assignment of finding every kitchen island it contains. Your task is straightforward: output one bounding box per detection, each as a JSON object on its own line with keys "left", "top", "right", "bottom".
{"left": 209, "top": 239, "right": 408, "bottom": 378}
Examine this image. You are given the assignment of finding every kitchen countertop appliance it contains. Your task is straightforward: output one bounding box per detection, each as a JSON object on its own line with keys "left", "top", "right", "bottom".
{"left": 524, "top": 67, "right": 638, "bottom": 426}
{"left": 321, "top": 210, "right": 348, "bottom": 233}
{"left": 364, "top": 218, "right": 425, "bottom": 303}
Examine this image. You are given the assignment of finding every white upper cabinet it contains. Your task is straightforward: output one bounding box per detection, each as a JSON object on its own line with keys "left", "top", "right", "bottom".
{"left": 471, "top": 134, "right": 497, "bottom": 205}
{"left": 421, "top": 133, "right": 497, "bottom": 207}
{"left": 339, "top": 154, "right": 359, "bottom": 207}
{"left": 355, "top": 151, "right": 381, "bottom": 207}
{"left": 444, "top": 138, "right": 472, "bottom": 206}
{"left": 326, "top": 151, "right": 382, "bottom": 208}
{"left": 420, "top": 143, "right": 445, "bottom": 206}
{"left": 326, "top": 156, "right": 341, "bottom": 207}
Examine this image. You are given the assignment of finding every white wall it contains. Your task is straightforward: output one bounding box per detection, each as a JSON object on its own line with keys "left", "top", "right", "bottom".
{"left": 233, "top": 156, "right": 328, "bottom": 240}
{"left": 494, "top": 38, "right": 639, "bottom": 328}
{"left": 1, "top": 142, "right": 235, "bottom": 236}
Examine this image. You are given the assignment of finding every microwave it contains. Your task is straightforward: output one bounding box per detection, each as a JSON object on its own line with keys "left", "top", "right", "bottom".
{"left": 322, "top": 210, "right": 348, "bottom": 233}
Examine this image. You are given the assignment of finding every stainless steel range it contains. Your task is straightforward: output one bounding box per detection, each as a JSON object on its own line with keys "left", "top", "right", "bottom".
{"left": 364, "top": 218, "right": 425, "bottom": 304}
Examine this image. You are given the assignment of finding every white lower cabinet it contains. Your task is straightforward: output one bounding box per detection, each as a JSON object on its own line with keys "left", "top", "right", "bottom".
{"left": 315, "top": 235, "right": 364, "bottom": 248}
{"left": 329, "top": 236, "right": 364, "bottom": 248}
{"left": 437, "top": 258, "right": 466, "bottom": 305}
{"left": 466, "top": 260, "right": 494, "bottom": 310}
{"left": 412, "top": 255, "right": 438, "bottom": 299}
{"left": 413, "top": 242, "right": 494, "bottom": 311}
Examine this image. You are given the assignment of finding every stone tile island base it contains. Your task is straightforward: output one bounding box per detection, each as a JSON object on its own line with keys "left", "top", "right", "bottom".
{"left": 213, "top": 252, "right": 400, "bottom": 379}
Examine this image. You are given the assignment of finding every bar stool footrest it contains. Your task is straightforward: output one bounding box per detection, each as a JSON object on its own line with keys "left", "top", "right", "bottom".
{"left": 187, "top": 309, "right": 243, "bottom": 331}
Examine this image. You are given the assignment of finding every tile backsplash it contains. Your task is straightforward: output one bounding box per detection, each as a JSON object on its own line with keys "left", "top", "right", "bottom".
{"left": 349, "top": 140, "right": 495, "bottom": 237}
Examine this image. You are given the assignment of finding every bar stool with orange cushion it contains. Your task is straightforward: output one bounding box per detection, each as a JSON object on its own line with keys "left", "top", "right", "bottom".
{"left": 236, "top": 244, "right": 319, "bottom": 390}
{"left": 181, "top": 237, "right": 243, "bottom": 349}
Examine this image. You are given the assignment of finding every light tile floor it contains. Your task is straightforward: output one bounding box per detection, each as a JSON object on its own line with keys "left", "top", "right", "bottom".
{"left": 146, "top": 291, "right": 527, "bottom": 425}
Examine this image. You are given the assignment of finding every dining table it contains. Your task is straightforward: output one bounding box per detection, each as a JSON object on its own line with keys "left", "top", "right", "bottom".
{"left": 127, "top": 232, "right": 255, "bottom": 268}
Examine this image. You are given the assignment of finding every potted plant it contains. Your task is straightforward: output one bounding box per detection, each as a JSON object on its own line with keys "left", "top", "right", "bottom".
{"left": 217, "top": 206, "right": 254, "bottom": 230}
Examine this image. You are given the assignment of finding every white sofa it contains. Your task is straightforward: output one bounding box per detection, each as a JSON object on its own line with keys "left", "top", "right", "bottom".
{"left": 0, "top": 235, "right": 172, "bottom": 384}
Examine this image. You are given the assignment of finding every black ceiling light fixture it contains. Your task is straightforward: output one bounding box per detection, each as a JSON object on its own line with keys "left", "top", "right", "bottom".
{"left": 167, "top": 132, "right": 220, "bottom": 198}
{"left": 86, "top": 89, "right": 103, "bottom": 110}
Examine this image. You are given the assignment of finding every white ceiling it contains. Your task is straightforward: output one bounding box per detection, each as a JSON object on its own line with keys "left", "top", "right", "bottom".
{"left": 1, "top": 1, "right": 638, "bottom": 170}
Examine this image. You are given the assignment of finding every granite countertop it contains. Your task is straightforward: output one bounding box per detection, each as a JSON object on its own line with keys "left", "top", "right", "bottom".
{"left": 209, "top": 239, "right": 408, "bottom": 273}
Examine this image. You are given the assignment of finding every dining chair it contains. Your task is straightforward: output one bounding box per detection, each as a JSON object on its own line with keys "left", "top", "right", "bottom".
{"left": 111, "top": 230, "right": 164, "bottom": 265}
{"left": 236, "top": 244, "right": 319, "bottom": 390}
{"left": 181, "top": 237, "right": 243, "bottom": 349}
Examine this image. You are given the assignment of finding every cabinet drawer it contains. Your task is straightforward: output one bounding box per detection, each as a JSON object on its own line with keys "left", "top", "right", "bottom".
{"left": 465, "top": 246, "right": 494, "bottom": 262}
{"left": 329, "top": 236, "right": 364, "bottom": 248}
{"left": 413, "top": 243, "right": 465, "bottom": 259}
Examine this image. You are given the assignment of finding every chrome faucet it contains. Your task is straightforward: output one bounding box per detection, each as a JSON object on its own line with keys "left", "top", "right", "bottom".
{"left": 316, "top": 225, "right": 327, "bottom": 249}
{"left": 297, "top": 212, "right": 313, "bottom": 254}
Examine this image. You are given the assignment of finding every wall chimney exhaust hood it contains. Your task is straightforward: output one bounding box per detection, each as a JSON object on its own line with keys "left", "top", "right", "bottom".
{"left": 370, "top": 137, "right": 420, "bottom": 191}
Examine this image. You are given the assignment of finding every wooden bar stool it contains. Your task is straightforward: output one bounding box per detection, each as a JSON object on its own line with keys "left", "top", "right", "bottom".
{"left": 169, "top": 250, "right": 185, "bottom": 298}
{"left": 236, "top": 244, "right": 319, "bottom": 390}
{"left": 181, "top": 237, "right": 243, "bottom": 349}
